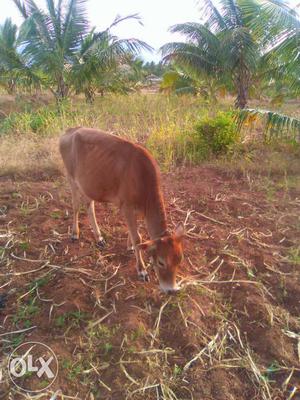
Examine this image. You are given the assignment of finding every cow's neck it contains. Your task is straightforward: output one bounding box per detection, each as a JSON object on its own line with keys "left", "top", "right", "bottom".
{"left": 145, "top": 191, "right": 168, "bottom": 240}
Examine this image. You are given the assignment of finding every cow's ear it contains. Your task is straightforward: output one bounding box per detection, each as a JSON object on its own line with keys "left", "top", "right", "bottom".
{"left": 137, "top": 240, "right": 157, "bottom": 253}
{"left": 174, "top": 222, "right": 185, "bottom": 239}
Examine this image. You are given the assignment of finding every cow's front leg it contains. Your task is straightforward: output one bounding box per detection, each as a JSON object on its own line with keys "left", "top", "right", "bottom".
{"left": 122, "top": 207, "right": 149, "bottom": 282}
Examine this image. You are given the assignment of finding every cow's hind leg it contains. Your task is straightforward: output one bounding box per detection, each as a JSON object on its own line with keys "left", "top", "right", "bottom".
{"left": 68, "top": 177, "right": 81, "bottom": 241}
{"left": 87, "top": 200, "right": 105, "bottom": 248}
{"left": 123, "top": 206, "right": 149, "bottom": 282}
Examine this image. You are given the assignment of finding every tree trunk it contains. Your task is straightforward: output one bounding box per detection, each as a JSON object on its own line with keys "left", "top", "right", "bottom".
{"left": 6, "top": 79, "right": 16, "bottom": 95}
{"left": 234, "top": 66, "right": 250, "bottom": 109}
{"left": 84, "top": 87, "right": 95, "bottom": 103}
{"left": 55, "top": 76, "right": 69, "bottom": 102}
{"left": 234, "top": 83, "right": 248, "bottom": 108}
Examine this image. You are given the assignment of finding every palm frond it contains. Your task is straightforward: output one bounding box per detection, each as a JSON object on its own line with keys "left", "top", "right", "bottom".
{"left": 161, "top": 41, "right": 223, "bottom": 77}
{"left": 45, "top": 0, "right": 62, "bottom": 46}
{"left": 220, "top": 27, "right": 258, "bottom": 70}
{"left": 201, "top": 0, "right": 228, "bottom": 32}
{"left": 12, "top": 0, "right": 29, "bottom": 18}
{"left": 110, "top": 38, "right": 152, "bottom": 55}
{"left": 0, "top": 19, "right": 18, "bottom": 48}
{"left": 63, "top": 0, "right": 89, "bottom": 52}
{"left": 169, "top": 22, "right": 220, "bottom": 50}
{"left": 221, "top": 0, "right": 243, "bottom": 27}
{"left": 24, "top": 0, "right": 42, "bottom": 15}
{"left": 237, "top": 108, "right": 300, "bottom": 138}
{"left": 241, "top": 0, "right": 300, "bottom": 42}
{"left": 108, "top": 13, "right": 143, "bottom": 30}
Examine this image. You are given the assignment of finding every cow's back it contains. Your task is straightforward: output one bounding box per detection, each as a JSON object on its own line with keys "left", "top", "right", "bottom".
{"left": 59, "top": 127, "right": 161, "bottom": 210}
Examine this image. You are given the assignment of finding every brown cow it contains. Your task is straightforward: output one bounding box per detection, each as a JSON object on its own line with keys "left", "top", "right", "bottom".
{"left": 59, "top": 127, "right": 184, "bottom": 293}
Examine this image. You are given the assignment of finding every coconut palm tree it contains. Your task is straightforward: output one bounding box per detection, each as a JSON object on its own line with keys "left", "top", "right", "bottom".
{"left": 0, "top": 18, "right": 39, "bottom": 93}
{"left": 71, "top": 16, "right": 151, "bottom": 102}
{"left": 12, "top": 0, "right": 151, "bottom": 101}
{"left": 236, "top": 0, "right": 300, "bottom": 137}
{"left": 161, "top": 0, "right": 299, "bottom": 134}
{"left": 161, "top": 0, "right": 259, "bottom": 108}
{"left": 241, "top": 0, "right": 300, "bottom": 96}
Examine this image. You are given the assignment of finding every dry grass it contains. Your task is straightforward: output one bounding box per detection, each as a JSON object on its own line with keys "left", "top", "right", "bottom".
{"left": 0, "top": 135, "right": 62, "bottom": 178}
{"left": 0, "top": 93, "right": 204, "bottom": 177}
{"left": 1, "top": 93, "right": 299, "bottom": 178}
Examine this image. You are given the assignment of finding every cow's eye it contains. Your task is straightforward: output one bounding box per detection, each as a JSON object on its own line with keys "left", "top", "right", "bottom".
{"left": 157, "top": 259, "right": 165, "bottom": 268}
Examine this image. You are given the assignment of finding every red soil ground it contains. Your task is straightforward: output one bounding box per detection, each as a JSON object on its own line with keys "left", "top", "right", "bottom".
{"left": 0, "top": 166, "right": 299, "bottom": 399}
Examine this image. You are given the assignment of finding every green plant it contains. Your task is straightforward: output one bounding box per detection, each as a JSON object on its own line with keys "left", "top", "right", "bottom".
{"left": 191, "top": 111, "right": 239, "bottom": 157}
{"left": 19, "top": 241, "right": 30, "bottom": 251}
{"left": 287, "top": 247, "right": 300, "bottom": 265}
{"left": 173, "top": 364, "right": 182, "bottom": 377}
{"left": 50, "top": 210, "right": 61, "bottom": 219}
{"left": 29, "top": 276, "right": 50, "bottom": 290}
{"left": 55, "top": 310, "right": 88, "bottom": 328}
{"left": 13, "top": 298, "right": 40, "bottom": 326}
{"left": 103, "top": 342, "right": 113, "bottom": 354}
{"left": 62, "top": 359, "right": 84, "bottom": 381}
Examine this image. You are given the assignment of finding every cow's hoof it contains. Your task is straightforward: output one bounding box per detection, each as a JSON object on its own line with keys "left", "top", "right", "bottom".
{"left": 138, "top": 271, "right": 150, "bottom": 282}
{"left": 127, "top": 246, "right": 134, "bottom": 253}
{"left": 97, "top": 238, "right": 106, "bottom": 249}
{"left": 71, "top": 235, "right": 79, "bottom": 242}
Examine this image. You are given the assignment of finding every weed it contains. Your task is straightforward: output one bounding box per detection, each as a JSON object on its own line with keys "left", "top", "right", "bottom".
{"left": 10, "top": 334, "right": 25, "bottom": 349}
{"left": 29, "top": 275, "right": 50, "bottom": 290}
{"left": 18, "top": 224, "right": 28, "bottom": 233}
{"left": 50, "top": 210, "right": 61, "bottom": 219}
{"left": 19, "top": 241, "right": 30, "bottom": 251}
{"left": 103, "top": 342, "right": 113, "bottom": 354}
{"left": 287, "top": 247, "right": 300, "bottom": 265}
{"left": 0, "top": 246, "right": 5, "bottom": 258}
{"left": 62, "top": 359, "right": 84, "bottom": 381}
{"left": 11, "top": 191, "right": 22, "bottom": 199}
{"left": 173, "top": 364, "right": 182, "bottom": 377}
{"left": 263, "top": 362, "right": 281, "bottom": 383}
{"left": 55, "top": 310, "right": 88, "bottom": 328}
{"left": 13, "top": 298, "right": 40, "bottom": 326}
{"left": 130, "top": 325, "right": 146, "bottom": 341}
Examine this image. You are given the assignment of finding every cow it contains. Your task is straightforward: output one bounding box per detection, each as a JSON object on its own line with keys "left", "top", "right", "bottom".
{"left": 59, "top": 127, "right": 184, "bottom": 293}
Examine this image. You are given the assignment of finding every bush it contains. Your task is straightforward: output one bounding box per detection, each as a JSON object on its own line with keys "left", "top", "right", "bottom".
{"left": 193, "top": 111, "right": 239, "bottom": 156}
{"left": 147, "top": 111, "right": 240, "bottom": 166}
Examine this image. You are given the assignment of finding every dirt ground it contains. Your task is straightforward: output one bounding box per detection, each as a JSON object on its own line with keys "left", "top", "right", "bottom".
{"left": 0, "top": 166, "right": 299, "bottom": 400}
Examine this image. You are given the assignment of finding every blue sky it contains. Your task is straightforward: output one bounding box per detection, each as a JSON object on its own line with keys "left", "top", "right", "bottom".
{"left": 1, "top": 0, "right": 299, "bottom": 62}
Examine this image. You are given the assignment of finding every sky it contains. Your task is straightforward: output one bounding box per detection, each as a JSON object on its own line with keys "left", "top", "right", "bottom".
{"left": 0, "top": 0, "right": 299, "bottom": 62}
{"left": 0, "top": 0, "right": 201, "bottom": 61}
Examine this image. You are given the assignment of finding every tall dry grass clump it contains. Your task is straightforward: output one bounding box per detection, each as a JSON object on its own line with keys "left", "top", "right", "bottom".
{"left": 0, "top": 93, "right": 299, "bottom": 178}
{"left": 0, "top": 94, "right": 205, "bottom": 177}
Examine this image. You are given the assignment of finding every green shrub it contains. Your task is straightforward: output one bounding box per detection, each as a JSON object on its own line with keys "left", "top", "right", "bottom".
{"left": 167, "top": 111, "right": 239, "bottom": 164}
{"left": 0, "top": 106, "right": 63, "bottom": 135}
{"left": 147, "top": 111, "right": 239, "bottom": 166}
{"left": 193, "top": 111, "right": 239, "bottom": 156}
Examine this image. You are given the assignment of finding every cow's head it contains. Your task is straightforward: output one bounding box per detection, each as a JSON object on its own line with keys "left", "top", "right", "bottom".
{"left": 138, "top": 223, "right": 184, "bottom": 293}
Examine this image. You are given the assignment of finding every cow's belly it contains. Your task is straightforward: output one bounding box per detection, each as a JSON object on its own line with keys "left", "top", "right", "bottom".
{"left": 74, "top": 176, "right": 121, "bottom": 205}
